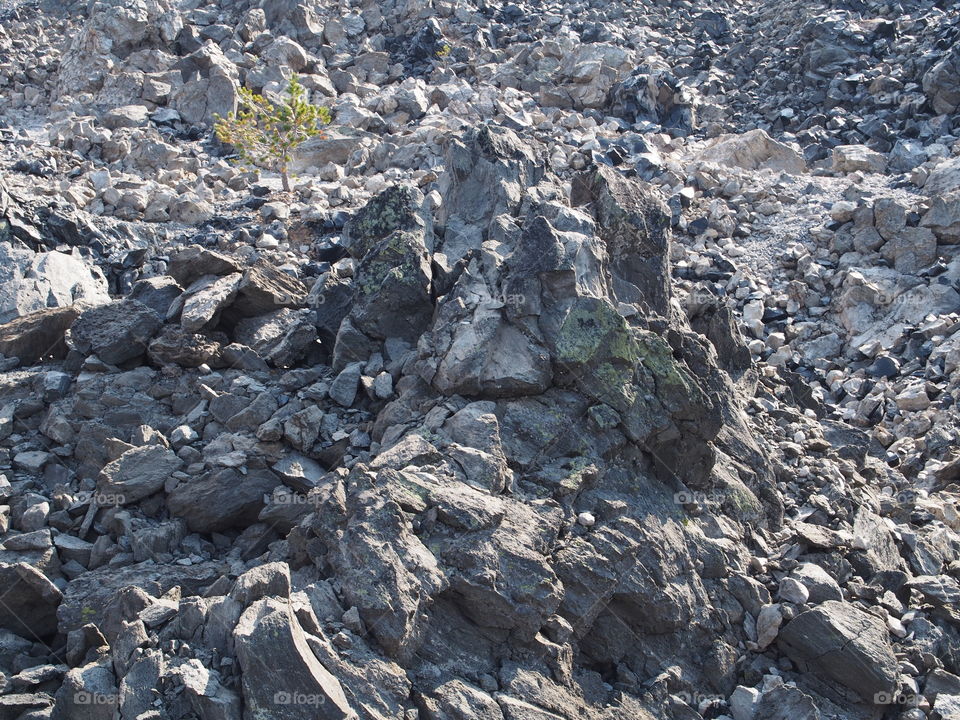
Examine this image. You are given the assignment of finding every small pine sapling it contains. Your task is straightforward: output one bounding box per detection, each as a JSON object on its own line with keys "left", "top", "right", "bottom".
{"left": 214, "top": 76, "right": 332, "bottom": 193}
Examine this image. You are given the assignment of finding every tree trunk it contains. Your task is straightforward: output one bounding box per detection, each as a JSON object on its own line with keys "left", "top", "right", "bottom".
{"left": 281, "top": 167, "right": 291, "bottom": 193}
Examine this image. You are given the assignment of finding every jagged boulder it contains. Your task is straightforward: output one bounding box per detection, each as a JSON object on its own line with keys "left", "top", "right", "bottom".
{"left": 0, "top": 563, "right": 62, "bottom": 637}
{"left": 323, "top": 186, "right": 434, "bottom": 369}
{"left": 778, "top": 601, "right": 898, "bottom": 702}
{"left": 0, "top": 245, "right": 109, "bottom": 324}
{"left": 69, "top": 300, "right": 162, "bottom": 364}
{"left": 0, "top": 305, "right": 85, "bottom": 364}
{"left": 923, "top": 45, "right": 960, "bottom": 115}
{"left": 234, "top": 597, "right": 355, "bottom": 719}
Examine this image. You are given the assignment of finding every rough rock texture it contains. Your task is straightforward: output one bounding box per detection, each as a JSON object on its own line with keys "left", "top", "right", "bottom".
{"left": 779, "top": 601, "right": 899, "bottom": 702}
{"left": 1, "top": 1, "right": 960, "bottom": 719}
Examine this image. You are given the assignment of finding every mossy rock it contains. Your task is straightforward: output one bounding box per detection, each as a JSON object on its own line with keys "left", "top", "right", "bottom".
{"left": 555, "top": 297, "right": 639, "bottom": 368}
{"left": 342, "top": 185, "right": 424, "bottom": 259}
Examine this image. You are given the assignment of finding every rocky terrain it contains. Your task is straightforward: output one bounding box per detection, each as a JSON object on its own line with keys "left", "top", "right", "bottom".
{"left": 0, "top": 0, "right": 959, "bottom": 719}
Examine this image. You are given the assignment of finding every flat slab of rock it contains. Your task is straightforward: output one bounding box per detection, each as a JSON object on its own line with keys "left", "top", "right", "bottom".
{"left": 69, "top": 300, "right": 162, "bottom": 364}
{"left": 0, "top": 562, "right": 62, "bottom": 638}
{"left": 180, "top": 273, "right": 242, "bottom": 333}
{"left": 832, "top": 144, "right": 887, "bottom": 174}
{"left": 698, "top": 128, "right": 806, "bottom": 174}
{"left": 57, "top": 561, "right": 224, "bottom": 634}
{"left": 97, "top": 444, "right": 182, "bottom": 505}
{"left": 778, "top": 600, "right": 897, "bottom": 702}
{"left": 0, "top": 305, "right": 84, "bottom": 364}
{"left": 167, "top": 245, "right": 243, "bottom": 287}
{"left": 231, "top": 261, "right": 307, "bottom": 317}
{"left": 234, "top": 597, "right": 355, "bottom": 719}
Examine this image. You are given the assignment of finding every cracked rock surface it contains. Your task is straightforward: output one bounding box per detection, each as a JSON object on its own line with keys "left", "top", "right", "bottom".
{"left": 0, "top": 0, "right": 959, "bottom": 719}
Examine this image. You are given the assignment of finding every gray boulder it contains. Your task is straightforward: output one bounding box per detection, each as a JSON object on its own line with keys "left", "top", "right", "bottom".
{"left": 178, "top": 273, "right": 242, "bottom": 333}
{"left": 921, "top": 191, "right": 960, "bottom": 244}
{"left": 167, "top": 468, "right": 279, "bottom": 532}
{"left": 0, "top": 562, "right": 62, "bottom": 637}
{"left": 753, "top": 685, "right": 820, "bottom": 720}
{"left": 173, "top": 659, "right": 242, "bottom": 720}
{"left": 172, "top": 45, "right": 239, "bottom": 126}
{"left": 571, "top": 164, "right": 673, "bottom": 314}
{"left": 778, "top": 600, "right": 898, "bottom": 702}
{"left": 168, "top": 245, "right": 243, "bottom": 287}
{"left": 127, "top": 276, "right": 183, "bottom": 317}
{"left": 230, "top": 261, "right": 308, "bottom": 318}
{"left": 233, "top": 308, "right": 318, "bottom": 367}
{"left": 0, "top": 245, "right": 109, "bottom": 324}
{"left": 97, "top": 444, "right": 182, "bottom": 505}
{"left": 233, "top": 597, "right": 355, "bottom": 719}
{"left": 52, "top": 658, "right": 118, "bottom": 720}
{"left": 0, "top": 305, "right": 84, "bottom": 364}
{"left": 69, "top": 300, "right": 162, "bottom": 364}
{"left": 923, "top": 46, "right": 960, "bottom": 115}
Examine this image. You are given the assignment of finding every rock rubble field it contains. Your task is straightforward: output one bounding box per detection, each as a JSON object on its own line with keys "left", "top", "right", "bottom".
{"left": 0, "top": 0, "right": 959, "bottom": 718}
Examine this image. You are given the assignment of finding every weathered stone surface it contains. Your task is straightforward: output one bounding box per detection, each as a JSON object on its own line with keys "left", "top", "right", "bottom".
{"left": 233, "top": 308, "right": 318, "bottom": 367}
{"left": 778, "top": 601, "right": 898, "bottom": 702}
{"left": 147, "top": 325, "right": 223, "bottom": 367}
{"left": 0, "top": 562, "right": 61, "bottom": 637}
{"left": 57, "top": 562, "right": 222, "bottom": 635}
{"left": 921, "top": 191, "right": 960, "bottom": 244}
{"left": 167, "top": 467, "right": 279, "bottom": 532}
{"left": 173, "top": 658, "right": 242, "bottom": 720}
{"left": 0, "top": 305, "right": 84, "bottom": 364}
{"left": 0, "top": 245, "right": 109, "bottom": 324}
{"left": 571, "top": 164, "right": 672, "bottom": 313}
{"left": 832, "top": 145, "right": 887, "bottom": 174}
{"left": 233, "top": 597, "right": 355, "bottom": 719}
{"left": 51, "top": 658, "right": 118, "bottom": 720}
{"left": 97, "top": 444, "right": 182, "bottom": 505}
{"left": 168, "top": 246, "right": 243, "bottom": 287}
{"left": 179, "top": 273, "right": 242, "bottom": 333}
{"left": 923, "top": 46, "right": 960, "bottom": 115}
{"left": 127, "top": 275, "right": 183, "bottom": 317}
{"left": 231, "top": 261, "right": 307, "bottom": 318}
{"left": 70, "top": 300, "right": 162, "bottom": 364}
{"left": 698, "top": 129, "right": 806, "bottom": 174}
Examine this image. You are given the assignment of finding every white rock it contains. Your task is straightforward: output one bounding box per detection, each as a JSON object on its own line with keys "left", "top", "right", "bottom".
{"left": 778, "top": 577, "right": 810, "bottom": 604}
{"left": 896, "top": 386, "right": 930, "bottom": 411}
{"left": 887, "top": 615, "right": 908, "bottom": 638}
{"left": 755, "top": 604, "right": 782, "bottom": 650}
{"left": 729, "top": 685, "right": 760, "bottom": 720}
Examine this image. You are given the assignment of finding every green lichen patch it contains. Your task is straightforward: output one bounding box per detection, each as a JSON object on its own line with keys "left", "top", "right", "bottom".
{"left": 555, "top": 297, "right": 639, "bottom": 368}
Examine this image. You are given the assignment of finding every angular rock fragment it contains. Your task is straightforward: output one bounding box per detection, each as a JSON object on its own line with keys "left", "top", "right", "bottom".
{"left": 167, "top": 467, "right": 279, "bottom": 532}
{"left": 97, "top": 444, "right": 181, "bottom": 505}
{"left": 233, "top": 308, "right": 318, "bottom": 367}
{"left": 230, "top": 261, "right": 308, "bottom": 317}
{"left": 69, "top": 300, "right": 162, "bottom": 364}
{"left": 778, "top": 600, "right": 898, "bottom": 702}
{"left": 697, "top": 128, "right": 806, "bottom": 174}
{"left": 234, "top": 597, "right": 355, "bottom": 720}
{"left": 0, "top": 305, "right": 84, "bottom": 364}
{"left": 179, "top": 273, "right": 242, "bottom": 333}
{"left": 0, "top": 562, "right": 61, "bottom": 638}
